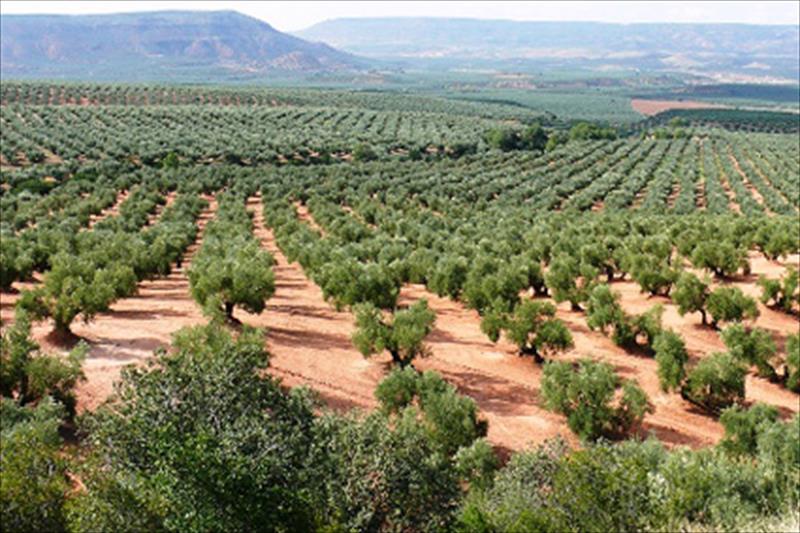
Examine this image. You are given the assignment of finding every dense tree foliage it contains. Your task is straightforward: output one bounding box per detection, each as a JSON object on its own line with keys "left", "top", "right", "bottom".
{"left": 189, "top": 193, "right": 275, "bottom": 320}
{"left": 722, "top": 324, "right": 780, "bottom": 380}
{"left": 541, "top": 359, "right": 652, "bottom": 441}
{"left": 706, "top": 286, "right": 760, "bottom": 328}
{"left": 653, "top": 330, "right": 689, "bottom": 392}
{"left": 482, "top": 300, "right": 573, "bottom": 362}
{"left": 672, "top": 272, "right": 711, "bottom": 326}
{"left": 681, "top": 352, "right": 747, "bottom": 414}
{"left": 352, "top": 299, "right": 436, "bottom": 368}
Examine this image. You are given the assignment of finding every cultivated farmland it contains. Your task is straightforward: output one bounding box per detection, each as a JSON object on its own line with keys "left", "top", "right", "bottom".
{"left": 2, "top": 81, "right": 799, "bottom": 532}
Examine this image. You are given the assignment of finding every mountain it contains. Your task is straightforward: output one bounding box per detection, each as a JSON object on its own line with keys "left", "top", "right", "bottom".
{"left": 297, "top": 18, "right": 800, "bottom": 81}
{"left": 1, "top": 11, "right": 365, "bottom": 81}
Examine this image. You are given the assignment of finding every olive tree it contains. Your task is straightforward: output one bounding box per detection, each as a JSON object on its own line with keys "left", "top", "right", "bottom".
{"left": 627, "top": 253, "right": 678, "bottom": 296}
{"left": 681, "top": 352, "right": 747, "bottom": 414}
{"left": 706, "top": 286, "right": 759, "bottom": 329}
{"left": 653, "top": 330, "right": 689, "bottom": 392}
{"left": 0, "top": 233, "right": 34, "bottom": 291}
{"left": 721, "top": 324, "right": 779, "bottom": 380}
{"left": 586, "top": 284, "right": 624, "bottom": 334}
{"left": 352, "top": 299, "right": 436, "bottom": 368}
{"left": 482, "top": 300, "right": 573, "bottom": 363}
{"left": 188, "top": 237, "right": 275, "bottom": 321}
{"left": 691, "top": 241, "right": 748, "bottom": 279}
{"left": 672, "top": 272, "right": 710, "bottom": 326}
{"left": 541, "top": 359, "right": 652, "bottom": 441}
{"left": 16, "top": 253, "right": 130, "bottom": 335}
{"left": 429, "top": 255, "right": 468, "bottom": 299}
{"left": 545, "top": 255, "right": 596, "bottom": 312}
{"left": 586, "top": 285, "right": 662, "bottom": 353}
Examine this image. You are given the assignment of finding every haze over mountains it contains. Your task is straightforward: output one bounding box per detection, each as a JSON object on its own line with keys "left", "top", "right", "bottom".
{"left": 1, "top": 10, "right": 798, "bottom": 83}
{"left": 0, "top": 11, "right": 361, "bottom": 81}
{"left": 298, "top": 18, "right": 800, "bottom": 82}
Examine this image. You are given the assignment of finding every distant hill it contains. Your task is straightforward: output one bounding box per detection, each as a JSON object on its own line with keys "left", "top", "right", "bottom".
{"left": 297, "top": 18, "right": 800, "bottom": 81}
{"left": 1, "top": 11, "right": 365, "bottom": 81}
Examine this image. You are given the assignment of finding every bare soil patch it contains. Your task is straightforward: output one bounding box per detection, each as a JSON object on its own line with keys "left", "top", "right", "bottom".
{"left": 631, "top": 99, "right": 728, "bottom": 116}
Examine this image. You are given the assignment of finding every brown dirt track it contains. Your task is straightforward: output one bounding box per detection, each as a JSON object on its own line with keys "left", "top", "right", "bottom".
{"left": 1, "top": 196, "right": 797, "bottom": 452}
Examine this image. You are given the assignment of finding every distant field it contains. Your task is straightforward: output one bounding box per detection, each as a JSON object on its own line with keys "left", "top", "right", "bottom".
{"left": 630, "top": 98, "right": 728, "bottom": 116}
{"left": 446, "top": 88, "right": 643, "bottom": 124}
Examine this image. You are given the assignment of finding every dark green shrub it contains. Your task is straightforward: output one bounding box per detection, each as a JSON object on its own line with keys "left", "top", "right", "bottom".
{"left": 719, "top": 403, "right": 780, "bottom": 457}
{"left": 0, "top": 398, "right": 69, "bottom": 533}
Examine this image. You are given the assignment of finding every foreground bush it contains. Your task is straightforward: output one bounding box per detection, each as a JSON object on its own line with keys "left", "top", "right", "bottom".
{"left": 1, "top": 399, "right": 69, "bottom": 533}
{"left": 66, "top": 322, "right": 478, "bottom": 532}
{"left": 0, "top": 312, "right": 86, "bottom": 415}
{"left": 459, "top": 416, "right": 799, "bottom": 533}
{"left": 67, "top": 324, "right": 320, "bottom": 531}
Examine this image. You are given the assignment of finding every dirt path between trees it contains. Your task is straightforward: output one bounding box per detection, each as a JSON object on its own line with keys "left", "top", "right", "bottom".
{"left": 241, "top": 196, "right": 383, "bottom": 411}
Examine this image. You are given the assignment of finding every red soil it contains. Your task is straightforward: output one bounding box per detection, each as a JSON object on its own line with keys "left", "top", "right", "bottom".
{"left": 240, "top": 197, "right": 383, "bottom": 412}
{"left": 1, "top": 195, "right": 796, "bottom": 452}
{"left": 631, "top": 99, "right": 728, "bottom": 116}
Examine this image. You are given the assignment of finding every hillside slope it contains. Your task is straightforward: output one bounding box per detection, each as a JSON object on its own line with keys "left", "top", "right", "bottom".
{"left": 1, "top": 10, "right": 364, "bottom": 81}
{"left": 298, "top": 18, "right": 800, "bottom": 80}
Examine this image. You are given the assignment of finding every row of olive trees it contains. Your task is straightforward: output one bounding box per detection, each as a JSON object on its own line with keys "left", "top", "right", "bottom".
{"left": 188, "top": 192, "right": 275, "bottom": 322}
{"left": 17, "top": 191, "right": 206, "bottom": 334}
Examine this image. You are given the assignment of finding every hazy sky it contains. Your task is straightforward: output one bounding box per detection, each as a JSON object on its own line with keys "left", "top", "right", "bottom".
{"left": 2, "top": 1, "right": 798, "bottom": 31}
